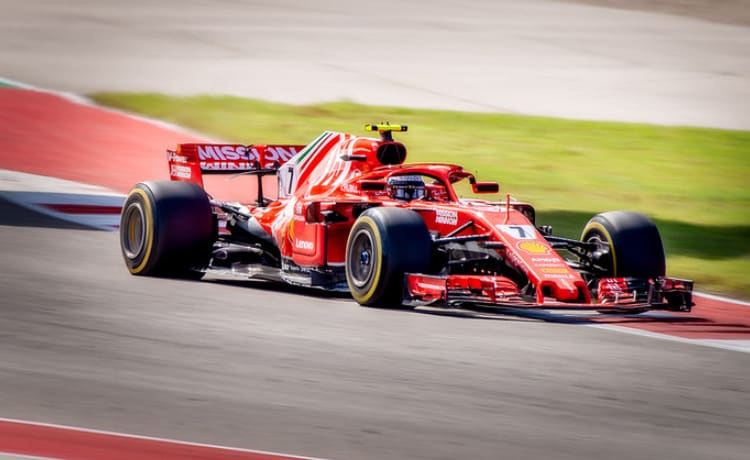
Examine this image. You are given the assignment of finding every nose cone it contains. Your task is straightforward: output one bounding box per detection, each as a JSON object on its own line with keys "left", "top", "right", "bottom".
{"left": 554, "top": 280, "right": 581, "bottom": 301}
{"left": 541, "top": 279, "right": 587, "bottom": 303}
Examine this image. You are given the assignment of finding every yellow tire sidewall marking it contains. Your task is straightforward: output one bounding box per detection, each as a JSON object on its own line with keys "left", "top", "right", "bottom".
{"left": 348, "top": 215, "right": 383, "bottom": 304}
{"left": 581, "top": 221, "right": 617, "bottom": 277}
{"left": 128, "top": 187, "right": 155, "bottom": 274}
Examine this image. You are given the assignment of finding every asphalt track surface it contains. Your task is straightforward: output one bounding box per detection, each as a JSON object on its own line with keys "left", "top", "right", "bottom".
{"left": 2, "top": 0, "right": 750, "bottom": 129}
{"left": 2, "top": 1, "right": 750, "bottom": 459}
{"left": 1, "top": 211, "right": 749, "bottom": 460}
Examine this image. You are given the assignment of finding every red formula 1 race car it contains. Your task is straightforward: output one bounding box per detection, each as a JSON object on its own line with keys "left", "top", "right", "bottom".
{"left": 120, "top": 124, "right": 693, "bottom": 313}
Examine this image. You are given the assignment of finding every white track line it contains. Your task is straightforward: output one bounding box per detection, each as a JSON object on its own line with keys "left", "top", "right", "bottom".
{"left": 694, "top": 291, "right": 750, "bottom": 307}
{"left": 0, "top": 170, "right": 124, "bottom": 230}
{"left": 0, "top": 169, "right": 122, "bottom": 195}
{"left": 0, "top": 417, "right": 327, "bottom": 460}
{"left": 0, "top": 455, "right": 57, "bottom": 460}
{"left": 588, "top": 324, "right": 750, "bottom": 353}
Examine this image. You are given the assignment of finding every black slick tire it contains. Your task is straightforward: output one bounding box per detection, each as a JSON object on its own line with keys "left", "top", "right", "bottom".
{"left": 120, "top": 181, "right": 214, "bottom": 278}
{"left": 581, "top": 211, "right": 666, "bottom": 278}
{"left": 345, "top": 207, "right": 432, "bottom": 307}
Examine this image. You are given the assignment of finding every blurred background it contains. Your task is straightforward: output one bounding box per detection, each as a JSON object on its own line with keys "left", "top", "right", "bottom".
{"left": 1, "top": 2, "right": 749, "bottom": 460}
{"left": 3, "top": 0, "right": 749, "bottom": 127}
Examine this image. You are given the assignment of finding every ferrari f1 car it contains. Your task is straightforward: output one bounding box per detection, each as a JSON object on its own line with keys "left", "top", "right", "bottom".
{"left": 120, "top": 124, "right": 693, "bottom": 312}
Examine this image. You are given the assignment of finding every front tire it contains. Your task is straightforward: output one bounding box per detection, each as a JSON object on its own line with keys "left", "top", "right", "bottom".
{"left": 581, "top": 211, "right": 665, "bottom": 278}
{"left": 345, "top": 207, "right": 432, "bottom": 307}
{"left": 120, "top": 181, "right": 214, "bottom": 278}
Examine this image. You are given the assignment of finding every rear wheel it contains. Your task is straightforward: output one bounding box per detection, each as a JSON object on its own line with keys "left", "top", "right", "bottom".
{"left": 345, "top": 207, "right": 432, "bottom": 307}
{"left": 120, "top": 181, "right": 214, "bottom": 278}
{"left": 581, "top": 211, "right": 665, "bottom": 278}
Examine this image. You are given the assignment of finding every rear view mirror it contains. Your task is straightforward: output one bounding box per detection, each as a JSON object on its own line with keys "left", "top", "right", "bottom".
{"left": 472, "top": 181, "right": 499, "bottom": 194}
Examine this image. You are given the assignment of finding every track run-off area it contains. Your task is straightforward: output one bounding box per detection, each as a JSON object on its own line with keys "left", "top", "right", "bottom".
{"left": 2, "top": 85, "right": 748, "bottom": 347}
{"left": 1, "top": 82, "right": 750, "bottom": 460}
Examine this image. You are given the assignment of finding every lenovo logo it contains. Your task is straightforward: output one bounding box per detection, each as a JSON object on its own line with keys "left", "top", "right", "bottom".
{"left": 295, "top": 239, "right": 314, "bottom": 250}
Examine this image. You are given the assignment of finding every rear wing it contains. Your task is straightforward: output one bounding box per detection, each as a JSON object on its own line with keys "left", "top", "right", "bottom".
{"left": 167, "top": 143, "right": 306, "bottom": 200}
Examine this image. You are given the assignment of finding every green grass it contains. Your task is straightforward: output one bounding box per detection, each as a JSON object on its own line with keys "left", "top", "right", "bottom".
{"left": 92, "top": 93, "right": 750, "bottom": 299}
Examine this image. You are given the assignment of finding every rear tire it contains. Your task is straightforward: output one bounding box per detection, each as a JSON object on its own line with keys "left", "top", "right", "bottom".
{"left": 120, "top": 181, "right": 214, "bottom": 278}
{"left": 345, "top": 207, "right": 432, "bottom": 307}
{"left": 581, "top": 211, "right": 665, "bottom": 278}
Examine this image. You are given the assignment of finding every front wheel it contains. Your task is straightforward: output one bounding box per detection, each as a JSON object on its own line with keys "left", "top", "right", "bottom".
{"left": 120, "top": 181, "right": 214, "bottom": 278}
{"left": 345, "top": 207, "right": 432, "bottom": 307}
{"left": 580, "top": 211, "right": 665, "bottom": 278}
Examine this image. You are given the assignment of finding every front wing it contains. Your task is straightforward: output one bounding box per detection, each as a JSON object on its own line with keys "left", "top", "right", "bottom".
{"left": 404, "top": 274, "right": 694, "bottom": 312}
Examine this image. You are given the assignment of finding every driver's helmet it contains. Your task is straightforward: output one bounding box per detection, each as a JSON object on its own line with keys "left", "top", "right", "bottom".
{"left": 388, "top": 174, "right": 426, "bottom": 201}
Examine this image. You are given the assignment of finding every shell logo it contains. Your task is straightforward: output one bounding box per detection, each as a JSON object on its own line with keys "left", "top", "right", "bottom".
{"left": 541, "top": 267, "right": 569, "bottom": 274}
{"left": 517, "top": 241, "right": 549, "bottom": 255}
